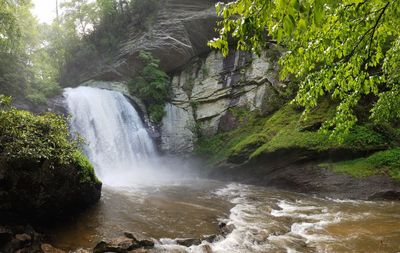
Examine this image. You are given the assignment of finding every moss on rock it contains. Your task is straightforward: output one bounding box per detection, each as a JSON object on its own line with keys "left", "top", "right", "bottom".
{"left": 323, "top": 149, "right": 400, "bottom": 181}
{"left": 73, "top": 151, "right": 101, "bottom": 185}
{"left": 196, "top": 100, "right": 399, "bottom": 165}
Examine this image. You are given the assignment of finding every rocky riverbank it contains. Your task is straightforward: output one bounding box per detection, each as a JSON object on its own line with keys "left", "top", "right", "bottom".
{"left": 0, "top": 221, "right": 234, "bottom": 253}
{"left": 0, "top": 225, "right": 67, "bottom": 253}
{"left": 209, "top": 157, "right": 400, "bottom": 201}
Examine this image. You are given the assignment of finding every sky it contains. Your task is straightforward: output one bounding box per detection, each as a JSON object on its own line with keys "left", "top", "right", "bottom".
{"left": 32, "top": 0, "right": 58, "bottom": 24}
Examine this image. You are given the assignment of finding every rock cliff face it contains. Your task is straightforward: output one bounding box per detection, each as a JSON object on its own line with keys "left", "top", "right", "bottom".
{"left": 161, "top": 47, "right": 286, "bottom": 153}
{"left": 118, "top": 0, "right": 221, "bottom": 73}
{"left": 64, "top": 0, "right": 221, "bottom": 84}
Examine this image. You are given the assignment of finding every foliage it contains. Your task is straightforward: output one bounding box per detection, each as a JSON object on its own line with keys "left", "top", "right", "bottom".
{"left": 196, "top": 101, "right": 399, "bottom": 163}
{"left": 209, "top": 0, "right": 400, "bottom": 138}
{"left": 128, "top": 51, "right": 170, "bottom": 123}
{"left": 0, "top": 96, "right": 80, "bottom": 165}
{"left": 61, "top": 0, "right": 99, "bottom": 36}
{"left": 0, "top": 0, "right": 63, "bottom": 104}
{"left": 326, "top": 148, "right": 400, "bottom": 181}
{"left": 0, "top": 0, "right": 21, "bottom": 52}
{"left": 148, "top": 104, "right": 166, "bottom": 124}
{"left": 60, "top": 0, "right": 160, "bottom": 84}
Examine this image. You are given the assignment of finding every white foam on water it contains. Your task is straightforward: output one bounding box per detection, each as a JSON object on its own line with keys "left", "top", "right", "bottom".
{"left": 208, "top": 183, "right": 276, "bottom": 252}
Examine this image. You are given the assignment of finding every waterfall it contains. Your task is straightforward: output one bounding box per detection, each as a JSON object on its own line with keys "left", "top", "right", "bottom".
{"left": 64, "top": 86, "right": 157, "bottom": 186}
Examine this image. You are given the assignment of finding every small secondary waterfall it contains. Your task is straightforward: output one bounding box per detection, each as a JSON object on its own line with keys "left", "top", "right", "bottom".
{"left": 64, "top": 86, "right": 157, "bottom": 186}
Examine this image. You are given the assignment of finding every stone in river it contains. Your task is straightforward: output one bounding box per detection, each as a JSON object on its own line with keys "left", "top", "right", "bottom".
{"left": 94, "top": 237, "right": 140, "bottom": 253}
{"left": 176, "top": 238, "right": 202, "bottom": 247}
{"left": 41, "top": 243, "right": 67, "bottom": 253}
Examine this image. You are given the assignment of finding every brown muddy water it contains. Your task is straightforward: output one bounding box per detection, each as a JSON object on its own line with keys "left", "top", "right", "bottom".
{"left": 45, "top": 179, "right": 400, "bottom": 253}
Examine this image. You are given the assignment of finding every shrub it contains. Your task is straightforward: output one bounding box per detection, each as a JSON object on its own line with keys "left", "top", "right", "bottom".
{"left": 26, "top": 93, "right": 47, "bottom": 105}
{"left": 128, "top": 51, "right": 170, "bottom": 123}
{"left": 0, "top": 95, "right": 81, "bottom": 166}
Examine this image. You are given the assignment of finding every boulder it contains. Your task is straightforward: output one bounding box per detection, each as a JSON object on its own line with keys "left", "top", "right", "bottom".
{"left": 176, "top": 238, "right": 202, "bottom": 247}
{"left": 94, "top": 233, "right": 155, "bottom": 253}
{"left": 0, "top": 226, "right": 49, "bottom": 253}
{"left": 14, "top": 234, "right": 32, "bottom": 247}
{"left": 0, "top": 226, "right": 12, "bottom": 245}
{"left": 0, "top": 157, "right": 101, "bottom": 221}
{"left": 94, "top": 237, "right": 139, "bottom": 253}
{"left": 124, "top": 232, "right": 154, "bottom": 249}
{"left": 40, "top": 244, "right": 66, "bottom": 253}
{"left": 218, "top": 222, "right": 235, "bottom": 236}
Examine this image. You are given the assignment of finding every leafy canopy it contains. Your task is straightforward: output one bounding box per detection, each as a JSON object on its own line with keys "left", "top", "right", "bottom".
{"left": 0, "top": 0, "right": 63, "bottom": 104}
{"left": 209, "top": 0, "right": 400, "bottom": 137}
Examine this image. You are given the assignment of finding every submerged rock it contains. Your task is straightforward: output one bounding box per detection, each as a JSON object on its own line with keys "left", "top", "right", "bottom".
{"left": 201, "top": 234, "right": 220, "bottom": 243}
{"left": 200, "top": 245, "right": 212, "bottom": 253}
{"left": 218, "top": 222, "right": 236, "bottom": 236}
{"left": 94, "top": 237, "right": 139, "bottom": 253}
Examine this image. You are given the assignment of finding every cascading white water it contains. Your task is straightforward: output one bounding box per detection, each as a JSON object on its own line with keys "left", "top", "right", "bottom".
{"left": 64, "top": 86, "right": 158, "bottom": 186}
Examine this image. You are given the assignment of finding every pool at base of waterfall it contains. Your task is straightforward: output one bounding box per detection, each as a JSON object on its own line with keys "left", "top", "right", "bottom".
{"left": 59, "top": 86, "right": 400, "bottom": 253}
{"left": 44, "top": 179, "right": 400, "bottom": 253}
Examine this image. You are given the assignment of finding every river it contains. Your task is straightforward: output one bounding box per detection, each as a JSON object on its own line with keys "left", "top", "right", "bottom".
{"left": 56, "top": 86, "right": 400, "bottom": 253}
{"left": 46, "top": 179, "right": 400, "bottom": 253}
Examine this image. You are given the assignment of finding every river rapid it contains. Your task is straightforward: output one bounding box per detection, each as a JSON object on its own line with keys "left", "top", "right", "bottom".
{"left": 44, "top": 179, "right": 400, "bottom": 253}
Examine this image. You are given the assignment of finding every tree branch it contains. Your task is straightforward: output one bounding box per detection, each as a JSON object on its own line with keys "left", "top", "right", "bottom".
{"left": 367, "top": 2, "right": 390, "bottom": 59}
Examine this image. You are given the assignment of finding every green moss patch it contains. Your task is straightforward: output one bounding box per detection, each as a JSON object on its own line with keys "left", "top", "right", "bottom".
{"left": 195, "top": 100, "right": 399, "bottom": 164}
{"left": 73, "top": 151, "right": 101, "bottom": 185}
{"left": 195, "top": 109, "right": 265, "bottom": 163}
{"left": 324, "top": 149, "right": 400, "bottom": 181}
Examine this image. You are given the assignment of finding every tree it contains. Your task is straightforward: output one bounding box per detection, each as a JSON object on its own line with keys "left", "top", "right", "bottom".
{"left": 0, "top": 0, "right": 66, "bottom": 104}
{"left": 61, "top": 0, "right": 100, "bottom": 36}
{"left": 0, "top": 0, "right": 20, "bottom": 53}
{"left": 209, "top": 0, "right": 400, "bottom": 138}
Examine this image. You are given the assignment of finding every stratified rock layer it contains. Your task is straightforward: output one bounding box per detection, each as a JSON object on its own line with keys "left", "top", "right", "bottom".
{"left": 63, "top": 0, "right": 221, "bottom": 84}
{"left": 161, "top": 48, "right": 285, "bottom": 153}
